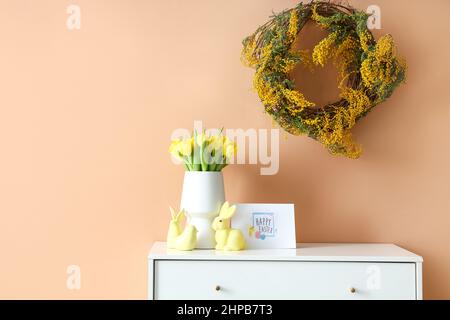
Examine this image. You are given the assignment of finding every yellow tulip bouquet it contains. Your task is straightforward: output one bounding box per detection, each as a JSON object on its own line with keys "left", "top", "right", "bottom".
{"left": 169, "top": 131, "right": 237, "bottom": 171}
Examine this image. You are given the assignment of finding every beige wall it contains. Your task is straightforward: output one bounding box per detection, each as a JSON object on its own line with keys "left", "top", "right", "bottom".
{"left": 0, "top": 0, "right": 449, "bottom": 299}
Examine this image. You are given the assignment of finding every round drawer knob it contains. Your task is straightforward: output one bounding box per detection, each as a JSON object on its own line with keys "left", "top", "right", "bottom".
{"left": 349, "top": 287, "right": 356, "bottom": 294}
{"left": 215, "top": 285, "right": 221, "bottom": 291}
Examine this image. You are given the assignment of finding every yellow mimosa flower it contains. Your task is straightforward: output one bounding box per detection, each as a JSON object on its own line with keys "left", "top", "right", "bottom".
{"left": 287, "top": 9, "right": 299, "bottom": 42}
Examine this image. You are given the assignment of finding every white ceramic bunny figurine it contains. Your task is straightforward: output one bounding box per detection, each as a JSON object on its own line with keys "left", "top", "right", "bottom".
{"left": 167, "top": 207, "right": 198, "bottom": 251}
{"left": 212, "top": 202, "right": 245, "bottom": 251}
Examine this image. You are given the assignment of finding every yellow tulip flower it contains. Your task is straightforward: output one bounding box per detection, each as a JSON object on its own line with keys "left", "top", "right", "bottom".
{"left": 169, "top": 131, "right": 237, "bottom": 171}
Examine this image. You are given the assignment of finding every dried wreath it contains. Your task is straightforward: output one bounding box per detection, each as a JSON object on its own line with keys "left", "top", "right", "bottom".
{"left": 242, "top": 1, "right": 406, "bottom": 158}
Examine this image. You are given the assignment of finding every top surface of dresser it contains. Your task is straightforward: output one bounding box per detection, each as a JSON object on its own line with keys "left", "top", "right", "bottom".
{"left": 149, "top": 242, "right": 423, "bottom": 263}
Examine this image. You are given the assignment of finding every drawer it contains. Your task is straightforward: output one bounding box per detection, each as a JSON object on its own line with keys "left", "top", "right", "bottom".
{"left": 154, "top": 260, "right": 417, "bottom": 300}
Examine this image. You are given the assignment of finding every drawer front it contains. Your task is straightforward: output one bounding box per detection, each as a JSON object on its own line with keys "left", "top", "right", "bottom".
{"left": 154, "top": 260, "right": 416, "bottom": 300}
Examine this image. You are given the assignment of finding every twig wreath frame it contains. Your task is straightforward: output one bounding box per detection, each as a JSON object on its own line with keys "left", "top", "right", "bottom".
{"left": 241, "top": 1, "right": 406, "bottom": 158}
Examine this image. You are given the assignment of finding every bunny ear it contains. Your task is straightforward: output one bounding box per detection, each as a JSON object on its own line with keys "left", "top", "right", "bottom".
{"left": 218, "top": 202, "right": 229, "bottom": 218}
{"left": 220, "top": 203, "right": 236, "bottom": 219}
{"left": 227, "top": 205, "right": 237, "bottom": 218}
{"left": 169, "top": 206, "right": 176, "bottom": 219}
{"left": 176, "top": 209, "right": 185, "bottom": 222}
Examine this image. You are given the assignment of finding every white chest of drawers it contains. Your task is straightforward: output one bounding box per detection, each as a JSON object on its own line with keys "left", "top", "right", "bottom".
{"left": 148, "top": 242, "right": 423, "bottom": 300}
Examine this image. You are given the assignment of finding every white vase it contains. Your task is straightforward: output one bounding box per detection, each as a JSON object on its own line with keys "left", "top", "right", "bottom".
{"left": 180, "top": 171, "right": 225, "bottom": 249}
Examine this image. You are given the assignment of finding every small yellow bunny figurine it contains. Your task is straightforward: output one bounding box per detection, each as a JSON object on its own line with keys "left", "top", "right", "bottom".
{"left": 167, "top": 207, "right": 198, "bottom": 251}
{"left": 212, "top": 202, "right": 246, "bottom": 251}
